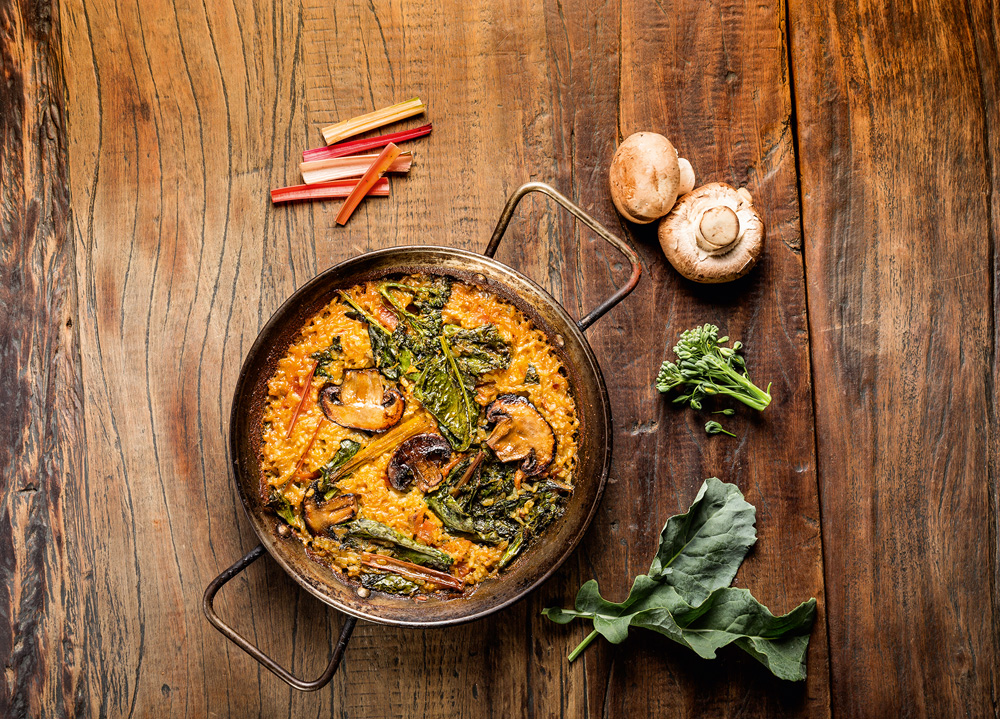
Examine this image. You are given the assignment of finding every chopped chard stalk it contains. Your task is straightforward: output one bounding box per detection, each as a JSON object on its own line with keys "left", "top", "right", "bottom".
{"left": 294, "top": 419, "right": 324, "bottom": 472}
{"left": 286, "top": 362, "right": 318, "bottom": 438}
{"left": 271, "top": 178, "right": 389, "bottom": 204}
{"left": 321, "top": 98, "right": 426, "bottom": 145}
{"left": 336, "top": 143, "right": 403, "bottom": 226}
{"left": 302, "top": 123, "right": 432, "bottom": 162}
{"left": 450, "top": 450, "right": 485, "bottom": 497}
{"left": 360, "top": 552, "right": 462, "bottom": 591}
{"left": 300, "top": 152, "right": 412, "bottom": 185}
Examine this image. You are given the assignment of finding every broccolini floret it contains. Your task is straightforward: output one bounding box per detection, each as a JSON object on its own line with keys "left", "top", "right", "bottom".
{"left": 655, "top": 324, "right": 771, "bottom": 411}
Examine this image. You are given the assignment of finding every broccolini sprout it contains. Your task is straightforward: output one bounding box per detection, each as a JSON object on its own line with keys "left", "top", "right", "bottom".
{"left": 655, "top": 324, "right": 771, "bottom": 412}
{"left": 704, "top": 420, "right": 736, "bottom": 437}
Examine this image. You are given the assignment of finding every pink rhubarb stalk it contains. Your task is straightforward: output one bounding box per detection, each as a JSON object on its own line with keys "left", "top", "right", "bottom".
{"left": 302, "top": 123, "right": 432, "bottom": 162}
{"left": 270, "top": 178, "right": 389, "bottom": 204}
{"left": 299, "top": 152, "right": 411, "bottom": 185}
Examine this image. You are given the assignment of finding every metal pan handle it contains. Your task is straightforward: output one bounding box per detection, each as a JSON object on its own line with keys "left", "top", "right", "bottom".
{"left": 202, "top": 544, "right": 357, "bottom": 692}
{"left": 484, "top": 181, "right": 642, "bottom": 331}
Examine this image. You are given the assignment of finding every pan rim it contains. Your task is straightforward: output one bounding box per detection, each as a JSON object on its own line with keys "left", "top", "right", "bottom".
{"left": 227, "top": 245, "right": 612, "bottom": 627}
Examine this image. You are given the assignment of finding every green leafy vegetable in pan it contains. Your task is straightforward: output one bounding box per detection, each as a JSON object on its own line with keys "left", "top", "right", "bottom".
{"left": 443, "top": 323, "right": 511, "bottom": 376}
{"left": 379, "top": 280, "right": 449, "bottom": 359}
{"left": 426, "top": 486, "right": 515, "bottom": 545}
{"left": 524, "top": 363, "right": 540, "bottom": 384}
{"left": 656, "top": 324, "right": 771, "bottom": 411}
{"left": 343, "top": 518, "right": 453, "bottom": 571}
{"left": 319, "top": 439, "right": 362, "bottom": 496}
{"left": 542, "top": 478, "right": 816, "bottom": 681}
{"left": 269, "top": 489, "right": 310, "bottom": 536}
{"left": 413, "top": 338, "right": 478, "bottom": 451}
{"left": 311, "top": 336, "right": 343, "bottom": 378}
{"left": 361, "top": 572, "right": 420, "bottom": 596}
{"left": 338, "top": 291, "right": 406, "bottom": 380}
{"left": 342, "top": 280, "right": 512, "bottom": 452}
{"left": 426, "top": 491, "right": 477, "bottom": 535}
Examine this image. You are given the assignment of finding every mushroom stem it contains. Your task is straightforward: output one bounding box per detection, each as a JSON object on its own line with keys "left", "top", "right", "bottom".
{"left": 697, "top": 205, "right": 741, "bottom": 254}
{"left": 677, "top": 158, "right": 695, "bottom": 196}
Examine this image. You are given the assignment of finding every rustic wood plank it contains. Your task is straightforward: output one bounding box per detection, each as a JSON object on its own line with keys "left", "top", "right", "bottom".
{"left": 295, "top": 2, "right": 622, "bottom": 716}
{"left": 585, "top": 0, "right": 832, "bottom": 716}
{"left": 59, "top": 0, "right": 313, "bottom": 714}
{"left": 789, "top": 0, "right": 999, "bottom": 715}
{"left": 0, "top": 0, "right": 87, "bottom": 716}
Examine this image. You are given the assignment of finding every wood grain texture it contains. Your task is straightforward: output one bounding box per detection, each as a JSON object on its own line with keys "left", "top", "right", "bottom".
{"left": 789, "top": 0, "right": 1000, "bottom": 715}
{"left": 591, "top": 0, "right": 830, "bottom": 716}
{"left": 8, "top": 0, "right": 834, "bottom": 715}
{"left": 0, "top": 0, "right": 87, "bottom": 716}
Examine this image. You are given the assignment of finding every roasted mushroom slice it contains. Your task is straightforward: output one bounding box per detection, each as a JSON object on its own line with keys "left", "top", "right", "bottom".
{"left": 319, "top": 369, "right": 404, "bottom": 432}
{"left": 484, "top": 395, "right": 556, "bottom": 478}
{"left": 387, "top": 433, "right": 452, "bottom": 492}
{"left": 304, "top": 492, "right": 358, "bottom": 535}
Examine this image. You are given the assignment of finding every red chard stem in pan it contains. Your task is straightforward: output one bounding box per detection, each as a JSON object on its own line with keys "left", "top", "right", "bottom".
{"left": 360, "top": 552, "right": 463, "bottom": 591}
{"left": 285, "top": 361, "right": 319, "bottom": 438}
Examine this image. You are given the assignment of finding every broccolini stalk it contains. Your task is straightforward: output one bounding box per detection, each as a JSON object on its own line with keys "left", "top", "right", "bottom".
{"left": 655, "top": 324, "right": 772, "bottom": 411}
{"left": 704, "top": 420, "right": 736, "bottom": 437}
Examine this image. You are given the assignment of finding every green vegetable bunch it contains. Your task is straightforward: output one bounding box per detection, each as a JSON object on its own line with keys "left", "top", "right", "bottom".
{"left": 339, "top": 279, "right": 513, "bottom": 451}
{"left": 543, "top": 478, "right": 817, "bottom": 681}
{"left": 656, "top": 324, "right": 771, "bottom": 412}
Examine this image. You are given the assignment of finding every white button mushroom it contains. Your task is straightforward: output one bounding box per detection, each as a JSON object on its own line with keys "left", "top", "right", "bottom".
{"left": 608, "top": 133, "right": 695, "bottom": 224}
{"left": 657, "top": 183, "right": 765, "bottom": 283}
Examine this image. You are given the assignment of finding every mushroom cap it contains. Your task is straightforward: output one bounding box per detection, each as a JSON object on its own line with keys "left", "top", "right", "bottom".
{"left": 304, "top": 492, "right": 358, "bottom": 535}
{"left": 318, "top": 369, "right": 404, "bottom": 431}
{"left": 484, "top": 395, "right": 556, "bottom": 476}
{"left": 657, "top": 182, "right": 765, "bottom": 283}
{"left": 609, "top": 132, "right": 682, "bottom": 224}
{"left": 386, "top": 433, "right": 452, "bottom": 492}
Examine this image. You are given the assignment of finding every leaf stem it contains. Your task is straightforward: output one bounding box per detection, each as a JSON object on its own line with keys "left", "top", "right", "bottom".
{"left": 567, "top": 629, "right": 600, "bottom": 662}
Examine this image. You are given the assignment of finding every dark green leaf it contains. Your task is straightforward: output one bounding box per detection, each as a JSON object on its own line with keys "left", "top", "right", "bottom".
{"left": 269, "top": 490, "right": 306, "bottom": 535}
{"left": 414, "top": 340, "right": 477, "bottom": 451}
{"left": 311, "top": 337, "right": 343, "bottom": 378}
{"left": 648, "top": 477, "right": 755, "bottom": 602}
{"left": 425, "top": 490, "right": 513, "bottom": 544}
{"left": 318, "top": 439, "right": 362, "bottom": 492}
{"left": 361, "top": 572, "right": 420, "bottom": 596}
{"left": 379, "top": 279, "right": 451, "bottom": 360}
{"left": 631, "top": 589, "right": 817, "bottom": 681}
{"left": 541, "top": 478, "right": 815, "bottom": 681}
{"left": 426, "top": 491, "right": 476, "bottom": 534}
{"left": 443, "top": 323, "right": 511, "bottom": 376}
{"left": 498, "top": 529, "right": 524, "bottom": 568}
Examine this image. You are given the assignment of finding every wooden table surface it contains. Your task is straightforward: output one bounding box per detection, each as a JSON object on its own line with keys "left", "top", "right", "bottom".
{"left": 2, "top": 0, "right": 997, "bottom": 716}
